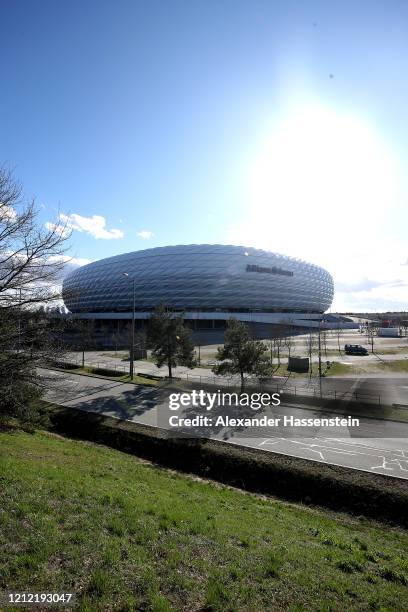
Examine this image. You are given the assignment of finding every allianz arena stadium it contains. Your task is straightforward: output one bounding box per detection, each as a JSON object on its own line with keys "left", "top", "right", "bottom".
{"left": 62, "top": 244, "right": 350, "bottom": 345}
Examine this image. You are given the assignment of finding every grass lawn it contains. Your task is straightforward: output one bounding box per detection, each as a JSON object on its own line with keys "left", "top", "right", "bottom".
{"left": 267, "top": 359, "right": 408, "bottom": 378}
{"left": 376, "top": 360, "right": 408, "bottom": 373}
{"left": 373, "top": 347, "right": 408, "bottom": 356}
{"left": 61, "top": 366, "right": 160, "bottom": 387}
{"left": 1, "top": 431, "right": 408, "bottom": 611}
{"left": 98, "top": 352, "right": 130, "bottom": 360}
{"left": 325, "top": 359, "right": 408, "bottom": 376}
{"left": 324, "top": 362, "right": 365, "bottom": 377}
{"left": 247, "top": 362, "right": 358, "bottom": 379}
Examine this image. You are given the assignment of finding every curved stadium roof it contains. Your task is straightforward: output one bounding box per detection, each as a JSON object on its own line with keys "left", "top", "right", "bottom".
{"left": 62, "top": 244, "right": 334, "bottom": 314}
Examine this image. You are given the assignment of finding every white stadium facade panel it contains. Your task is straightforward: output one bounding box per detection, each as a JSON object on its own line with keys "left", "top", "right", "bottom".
{"left": 62, "top": 244, "right": 334, "bottom": 319}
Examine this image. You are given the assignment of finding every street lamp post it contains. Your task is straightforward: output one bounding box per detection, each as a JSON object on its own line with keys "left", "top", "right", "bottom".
{"left": 123, "top": 273, "right": 136, "bottom": 379}
{"left": 318, "top": 321, "right": 322, "bottom": 398}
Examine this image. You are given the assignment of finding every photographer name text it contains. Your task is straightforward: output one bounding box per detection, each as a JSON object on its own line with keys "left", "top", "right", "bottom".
{"left": 168, "top": 415, "right": 360, "bottom": 428}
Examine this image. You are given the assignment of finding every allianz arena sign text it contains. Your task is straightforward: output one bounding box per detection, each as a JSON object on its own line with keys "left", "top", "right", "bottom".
{"left": 246, "top": 264, "right": 294, "bottom": 277}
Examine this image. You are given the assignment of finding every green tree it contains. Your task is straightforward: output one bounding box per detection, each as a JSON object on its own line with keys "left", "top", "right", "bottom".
{"left": 133, "top": 329, "right": 148, "bottom": 360}
{"left": 0, "top": 312, "right": 41, "bottom": 422}
{"left": 0, "top": 307, "right": 68, "bottom": 425}
{"left": 212, "top": 318, "right": 270, "bottom": 391}
{"left": 147, "top": 305, "right": 196, "bottom": 379}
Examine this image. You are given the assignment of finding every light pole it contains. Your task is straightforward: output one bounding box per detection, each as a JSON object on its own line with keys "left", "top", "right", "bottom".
{"left": 318, "top": 321, "right": 322, "bottom": 398}
{"left": 123, "top": 273, "right": 136, "bottom": 379}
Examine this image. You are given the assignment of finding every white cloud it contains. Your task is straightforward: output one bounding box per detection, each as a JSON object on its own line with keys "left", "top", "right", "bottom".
{"left": 61, "top": 256, "right": 92, "bottom": 278}
{"left": 137, "top": 229, "right": 154, "bottom": 239}
{"left": 47, "top": 213, "right": 124, "bottom": 240}
{"left": 1, "top": 205, "right": 17, "bottom": 221}
{"left": 47, "top": 254, "right": 92, "bottom": 280}
{"left": 44, "top": 221, "right": 71, "bottom": 237}
{"left": 48, "top": 255, "right": 91, "bottom": 265}
{"left": 70, "top": 256, "right": 92, "bottom": 266}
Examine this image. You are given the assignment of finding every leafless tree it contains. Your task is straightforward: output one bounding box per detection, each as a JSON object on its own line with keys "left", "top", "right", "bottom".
{"left": 133, "top": 329, "right": 148, "bottom": 360}
{"left": 284, "top": 334, "right": 295, "bottom": 359}
{"left": 334, "top": 323, "right": 343, "bottom": 356}
{"left": 366, "top": 324, "right": 375, "bottom": 354}
{"left": 282, "top": 318, "right": 297, "bottom": 358}
{"left": 273, "top": 337, "right": 283, "bottom": 366}
{"left": 0, "top": 166, "right": 71, "bottom": 309}
{"left": 304, "top": 333, "right": 317, "bottom": 379}
{"left": 111, "top": 331, "right": 119, "bottom": 356}
{"left": 268, "top": 324, "right": 287, "bottom": 368}
{"left": 304, "top": 333, "right": 316, "bottom": 359}
{"left": 320, "top": 329, "right": 328, "bottom": 358}
{"left": 69, "top": 318, "right": 96, "bottom": 367}
{"left": 0, "top": 166, "right": 71, "bottom": 422}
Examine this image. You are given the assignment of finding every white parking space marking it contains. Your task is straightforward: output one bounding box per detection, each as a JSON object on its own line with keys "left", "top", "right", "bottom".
{"left": 255, "top": 434, "right": 408, "bottom": 477}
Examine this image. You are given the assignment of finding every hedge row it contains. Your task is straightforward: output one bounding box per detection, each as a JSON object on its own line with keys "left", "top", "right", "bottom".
{"left": 90, "top": 367, "right": 124, "bottom": 377}
{"left": 46, "top": 405, "right": 408, "bottom": 528}
{"left": 136, "top": 372, "right": 163, "bottom": 381}
{"left": 52, "top": 361, "right": 81, "bottom": 370}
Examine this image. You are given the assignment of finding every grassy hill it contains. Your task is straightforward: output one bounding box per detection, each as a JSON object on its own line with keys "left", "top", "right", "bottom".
{"left": 1, "top": 430, "right": 408, "bottom": 611}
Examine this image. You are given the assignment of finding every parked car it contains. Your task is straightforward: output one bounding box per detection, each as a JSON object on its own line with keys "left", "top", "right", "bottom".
{"left": 344, "top": 344, "right": 368, "bottom": 355}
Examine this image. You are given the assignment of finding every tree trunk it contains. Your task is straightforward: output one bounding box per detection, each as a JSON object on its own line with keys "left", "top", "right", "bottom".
{"left": 240, "top": 371, "right": 245, "bottom": 393}
{"left": 168, "top": 358, "right": 172, "bottom": 379}
{"left": 82, "top": 349, "right": 85, "bottom": 368}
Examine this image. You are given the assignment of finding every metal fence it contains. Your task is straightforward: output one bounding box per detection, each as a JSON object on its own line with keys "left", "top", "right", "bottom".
{"left": 53, "top": 357, "right": 130, "bottom": 375}
{"left": 183, "top": 372, "right": 382, "bottom": 405}
{"left": 53, "top": 356, "right": 383, "bottom": 406}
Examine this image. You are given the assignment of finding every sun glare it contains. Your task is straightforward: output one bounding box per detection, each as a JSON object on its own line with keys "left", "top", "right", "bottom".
{"left": 248, "top": 106, "right": 397, "bottom": 233}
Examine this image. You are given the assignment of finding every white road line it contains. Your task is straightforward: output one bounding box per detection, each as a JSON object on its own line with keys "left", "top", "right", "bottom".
{"left": 327, "top": 437, "right": 408, "bottom": 455}
{"left": 259, "top": 436, "right": 408, "bottom": 463}
{"left": 259, "top": 438, "right": 281, "bottom": 446}
{"left": 371, "top": 457, "right": 395, "bottom": 471}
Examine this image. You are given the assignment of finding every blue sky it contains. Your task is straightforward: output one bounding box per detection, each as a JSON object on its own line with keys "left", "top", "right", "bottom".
{"left": 1, "top": 0, "right": 407, "bottom": 311}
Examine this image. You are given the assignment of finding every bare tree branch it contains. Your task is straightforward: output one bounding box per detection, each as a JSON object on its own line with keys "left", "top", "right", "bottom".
{"left": 0, "top": 166, "right": 72, "bottom": 423}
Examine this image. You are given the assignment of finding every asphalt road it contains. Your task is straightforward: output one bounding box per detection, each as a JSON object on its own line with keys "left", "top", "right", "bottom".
{"left": 42, "top": 369, "right": 408, "bottom": 480}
